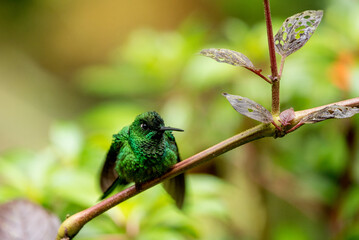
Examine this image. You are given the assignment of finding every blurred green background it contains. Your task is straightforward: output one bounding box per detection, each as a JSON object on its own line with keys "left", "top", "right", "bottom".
{"left": 1, "top": 0, "right": 359, "bottom": 239}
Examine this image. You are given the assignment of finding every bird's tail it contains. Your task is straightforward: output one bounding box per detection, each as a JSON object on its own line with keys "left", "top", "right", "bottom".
{"left": 163, "top": 173, "right": 186, "bottom": 208}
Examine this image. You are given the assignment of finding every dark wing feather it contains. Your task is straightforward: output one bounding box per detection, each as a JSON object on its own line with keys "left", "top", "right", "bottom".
{"left": 163, "top": 173, "right": 186, "bottom": 208}
{"left": 100, "top": 143, "right": 121, "bottom": 193}
{"left": 100, "top": 129, "right": 128, "bottom": 198}
{"left": 99, "top": 177, "right": 122, "bottom": 200}
{"left": 163, "top": 132, "right": 186, "bottom": 208}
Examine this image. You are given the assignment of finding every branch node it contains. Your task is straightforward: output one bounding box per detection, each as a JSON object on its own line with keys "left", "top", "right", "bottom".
{"left": 270, "top": 75, "right": 279, "bottom": 82}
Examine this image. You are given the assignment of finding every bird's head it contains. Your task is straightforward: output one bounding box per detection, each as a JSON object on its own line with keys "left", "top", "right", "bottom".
{"left": 130, "top": 111, "right": 183, "bottom": 140}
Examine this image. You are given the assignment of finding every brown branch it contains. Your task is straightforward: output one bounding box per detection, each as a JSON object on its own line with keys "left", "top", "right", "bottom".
{"left": 263, "top": 0, "right": 280, "bottom": 115}
{"left": 56, "top": 124, "right": 275, "bottom": 240}
{"left": 56, "top": 97, "right": 359, "bottom": 240}
{"left": 246, "top": 68, "right": 272, "bottom": 84}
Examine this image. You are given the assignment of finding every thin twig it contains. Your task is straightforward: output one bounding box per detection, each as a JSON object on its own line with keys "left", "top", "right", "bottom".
{"left": 286, "top": 122, "right": 304, "bottom": 133}
{"left": 263, "top": 0, "right": 278, "bottom": 78}
{"left": 263, "top": 0, "right": 280, "bottom": 115}
{"left": 271, "top": 120, "right": 282, "bottom": 131}
{"left": 246, "top": 68, "right": 272, "bottom": 84}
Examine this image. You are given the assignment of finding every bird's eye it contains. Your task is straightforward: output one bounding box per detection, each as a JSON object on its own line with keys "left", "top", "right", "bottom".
{"left": 140, "top": 123, "right": 148, "bottom": 130}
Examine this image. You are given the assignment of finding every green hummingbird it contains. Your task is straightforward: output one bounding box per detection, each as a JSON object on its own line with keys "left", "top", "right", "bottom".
{"left": 99, "top": 111, "right": 186, "bottom": 208}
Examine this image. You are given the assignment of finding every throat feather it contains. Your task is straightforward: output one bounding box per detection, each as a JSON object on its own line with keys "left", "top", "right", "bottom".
{"left": 133, "top": 138, "right": 165, "bottom": 160}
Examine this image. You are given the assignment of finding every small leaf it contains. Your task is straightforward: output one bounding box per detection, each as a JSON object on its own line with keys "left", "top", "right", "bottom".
{"left": 279, "top": 108, "right": 295, "bottom": 126}
{"left": 302, "top": 105, "right": 359, "bottom": 124}
{"left": 0, "top": 199, "right": 60, "bottom": 240}
{"left": 200, "top": 48, "right": 256, "bottom": 70}
{"left": 274, "top": 10, "right": 323, "bottom": 57}
{"left": 222, "top": 93, "right": 273, "bottom": 123}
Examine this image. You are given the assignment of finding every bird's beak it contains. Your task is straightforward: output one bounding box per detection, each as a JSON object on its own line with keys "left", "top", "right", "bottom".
{"left": 160, "top": 126, "right": 184, "bottom": 132}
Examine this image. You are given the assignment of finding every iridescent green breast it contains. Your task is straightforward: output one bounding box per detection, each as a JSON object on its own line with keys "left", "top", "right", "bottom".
{"left": 115, "top": 130, "right": 178, "bottom": 183}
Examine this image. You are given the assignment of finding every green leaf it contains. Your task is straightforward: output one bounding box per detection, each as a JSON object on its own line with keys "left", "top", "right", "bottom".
{"left": 275, "top": 10, "right": 323, "bottom": 57}
{"left": 222, "top": 93, "right": 273, "bottom": 123}
{"left": 200, "top": 48, "right": 257, "bottom": 70}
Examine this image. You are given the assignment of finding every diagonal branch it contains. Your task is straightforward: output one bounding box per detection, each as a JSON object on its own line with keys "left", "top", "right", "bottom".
{"left": 246, "top": 67, "right": 272, "bottom": 84}
{"left": 56, "top": 124, "right": 275, "bottom": 240}
{"left": 56, "top": 97, "right": 359, "bottom": 240}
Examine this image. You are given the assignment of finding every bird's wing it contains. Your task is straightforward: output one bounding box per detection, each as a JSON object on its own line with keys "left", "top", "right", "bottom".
{"left": 99, "top": 127, "right": 129, "bottom": 199}
{"left": 163, "top": 132, "right": 186, "bottom": 208}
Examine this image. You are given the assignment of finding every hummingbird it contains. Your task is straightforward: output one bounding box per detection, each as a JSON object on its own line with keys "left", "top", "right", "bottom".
{"left": 99, "top": 111, "right": 186, "bottom": 208}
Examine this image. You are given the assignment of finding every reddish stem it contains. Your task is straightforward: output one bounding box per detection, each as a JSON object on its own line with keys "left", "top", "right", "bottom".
{"left": 286, "top": 122, "right": 304, "bottom": 133}
{"left": 271, "top": 120, "right": 282, "bottom": 131}
{"left": 263, "top": 0, "right": 280, "bottom": 115}
{"left": 263, "top": 0, "right": 278, "bottom": 78}
{"left": 246, "top": 67, "right": 272, "bottom": 84}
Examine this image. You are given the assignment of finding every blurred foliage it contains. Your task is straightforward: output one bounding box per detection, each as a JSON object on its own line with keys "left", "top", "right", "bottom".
{"left": 1, "top": 0, "right": 359, "bottom": 239}
{"left": 0, "top": 199, "right": 60, "bottom": 239}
